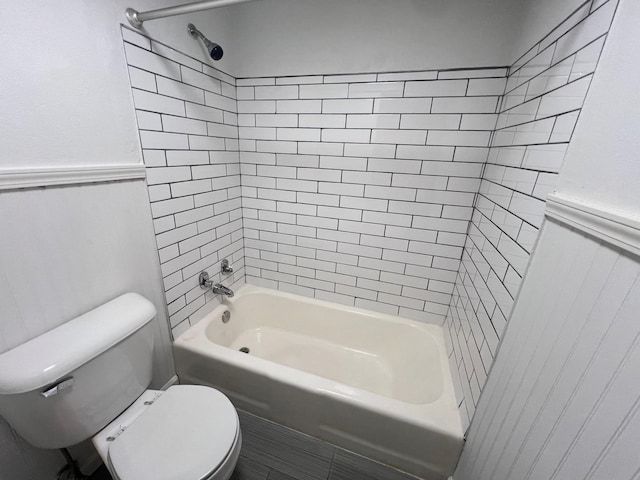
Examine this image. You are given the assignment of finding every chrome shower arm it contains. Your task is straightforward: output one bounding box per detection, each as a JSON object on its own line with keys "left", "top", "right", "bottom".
{"left": 187, "top": 23, "right": 206, "bottom": 42}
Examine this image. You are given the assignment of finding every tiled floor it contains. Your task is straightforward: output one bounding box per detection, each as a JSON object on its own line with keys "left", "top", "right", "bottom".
{"left": 89, "top": 410, "right": 421, "bottom": 480}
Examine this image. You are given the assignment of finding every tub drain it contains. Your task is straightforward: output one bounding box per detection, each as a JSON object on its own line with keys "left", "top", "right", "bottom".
{"left": 239, "top": 347, "right": 250, "bottom": 354}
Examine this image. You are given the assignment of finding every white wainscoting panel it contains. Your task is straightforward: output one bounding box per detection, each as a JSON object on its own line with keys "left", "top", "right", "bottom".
{"left": 0, "top": 180, "right": 174, "bottom": 387}
{"left": 454, "top": 203, "right": 640, "bottom": 479}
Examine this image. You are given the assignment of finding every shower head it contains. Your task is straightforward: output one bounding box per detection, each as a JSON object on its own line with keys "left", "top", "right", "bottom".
{"left": 204, "top": 38, "right": 224, "bottom": 61}
{"left": 187, "top": 23, "right": 223, "bottom": 61}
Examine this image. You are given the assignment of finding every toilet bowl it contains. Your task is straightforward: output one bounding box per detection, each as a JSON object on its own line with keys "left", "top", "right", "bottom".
{"left": 94, "top": 386, "right": 241, "bottom": 480}
{"left": 0, "top": 293, "right": 242, "bottom": 480}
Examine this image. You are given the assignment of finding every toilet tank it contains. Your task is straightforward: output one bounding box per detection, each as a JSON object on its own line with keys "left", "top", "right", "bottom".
{"left": 0, "top": 293, "right": 156, "bottom": 449}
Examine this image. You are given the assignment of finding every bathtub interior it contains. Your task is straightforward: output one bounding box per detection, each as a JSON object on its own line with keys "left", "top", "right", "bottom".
{"left": 204, "top": 288, "right": 445, "bottom": 404}
{"left": 174, "top": 285, "right": 464, "bottom": 478}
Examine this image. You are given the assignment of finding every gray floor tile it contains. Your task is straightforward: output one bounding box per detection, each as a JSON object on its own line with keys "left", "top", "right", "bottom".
{"left": 238, "top": 410, "right": 334, "bottom": 480}
{"left": 231, "top": 454, "right": 271, "bottom": 480}
{"left": 267, "top": 469, "right": 299, "bottom": 480}
{"left": 328, "top": 448, "right": 419, "bottom": 480}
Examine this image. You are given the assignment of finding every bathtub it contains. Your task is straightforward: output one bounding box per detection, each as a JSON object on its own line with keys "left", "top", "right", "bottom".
{"left": 173, "top": 285, "right": 463, "bottom": 479}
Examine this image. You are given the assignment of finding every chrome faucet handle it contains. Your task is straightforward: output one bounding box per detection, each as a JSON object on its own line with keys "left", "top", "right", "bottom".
{"left": 221, "top": 258, "right": 233, "bottom": 274}
{"left": 199, "top": 271, "right": 213, "bottom": 289}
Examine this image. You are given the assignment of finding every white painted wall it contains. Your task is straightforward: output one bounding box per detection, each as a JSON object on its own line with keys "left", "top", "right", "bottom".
{"left": 0, "top": 0, "right": 242, "bottom": 377}
{"left": 222, "top": 0, "right": 604, "bottom": 78}
{"left": 508, "top": 0, "right": 589, "bottom": 61}
{"left": 0, "top": 0, "right": 234, "bottom": 170}
{"left": 0, "top": 1, "right": 213, "bottom": 476}
{"left": 225, "top": 0, "right": 527, "bottom": 78}
{"left": 557, "top": 0, "right": 639, "bottom": 217}
{"left": 0, "top": 0, "right": 595, "bottom": 171}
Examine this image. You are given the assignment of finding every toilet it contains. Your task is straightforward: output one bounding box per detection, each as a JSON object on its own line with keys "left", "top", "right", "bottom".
{"left": 0, "top": 293, "right": 241, "bottom": 480}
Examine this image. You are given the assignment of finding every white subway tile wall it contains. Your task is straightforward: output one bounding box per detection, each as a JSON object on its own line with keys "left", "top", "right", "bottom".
{"left": 121, "top": 0, "right": 615, "bottom": 432}
{"left": 443, "top": 0, "right": 618, "bottom": 430}
{"left": 237, "top": 68, "right": 507, "bottom": 322}
{"left": 122, "top": 27, "right": 245, "bottom": 339}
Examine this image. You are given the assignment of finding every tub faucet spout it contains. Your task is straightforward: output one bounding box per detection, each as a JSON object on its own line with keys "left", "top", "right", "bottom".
{"left": 199, "top": 271, "right": 234, "bottom": 297}
{"left": 212, "top": 283, "right": 234, "bottom": 298}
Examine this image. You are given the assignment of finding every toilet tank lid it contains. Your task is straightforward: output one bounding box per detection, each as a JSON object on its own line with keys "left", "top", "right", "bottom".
{"left": 0, "top": 293, "right": 156, "bottom": 395}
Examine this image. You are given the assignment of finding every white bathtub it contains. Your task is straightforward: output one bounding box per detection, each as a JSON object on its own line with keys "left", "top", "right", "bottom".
{"left": 173, "top": 285, "right": 463, "bottom": 479}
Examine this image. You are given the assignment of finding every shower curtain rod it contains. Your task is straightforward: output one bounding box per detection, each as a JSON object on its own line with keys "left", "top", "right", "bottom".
{"left": 125, "top": 0, "right": 260, "bottom": 28}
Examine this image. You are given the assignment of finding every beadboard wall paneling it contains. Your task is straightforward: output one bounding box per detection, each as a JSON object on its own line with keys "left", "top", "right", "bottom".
{"left": 455, "top": 211, "right": 640, "bottom": 480}
{"left": 0, "top": 181, "right": 175, "bottom": 383}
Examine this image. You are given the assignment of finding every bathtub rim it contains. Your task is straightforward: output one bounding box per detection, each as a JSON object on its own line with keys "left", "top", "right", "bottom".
{"left": 173, "top": 284, "right": 464, "bottom": 441}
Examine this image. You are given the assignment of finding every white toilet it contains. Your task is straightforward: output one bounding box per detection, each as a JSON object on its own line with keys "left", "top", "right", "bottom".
{"left": 0, "top": 293, "right": 241, "bottom": 480}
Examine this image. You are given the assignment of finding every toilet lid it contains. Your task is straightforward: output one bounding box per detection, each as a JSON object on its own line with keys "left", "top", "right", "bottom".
{"left": 108, "top": 385, "right": 238, "bottom": 480}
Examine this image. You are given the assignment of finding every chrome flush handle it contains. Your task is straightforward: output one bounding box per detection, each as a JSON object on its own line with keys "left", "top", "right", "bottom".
{"left": 41, "top": 377, "right": 74, "bottom": 398}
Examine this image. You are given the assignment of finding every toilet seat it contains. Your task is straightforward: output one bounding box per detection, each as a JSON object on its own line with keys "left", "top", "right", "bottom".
{"left": 106, "top": 385, "right": 239, "bottom": 480}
